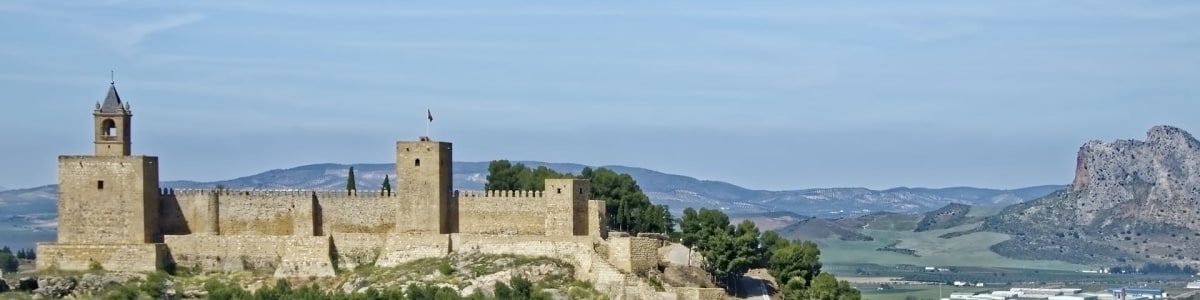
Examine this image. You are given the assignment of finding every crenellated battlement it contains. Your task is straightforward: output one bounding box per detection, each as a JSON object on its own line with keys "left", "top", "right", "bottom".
{"left": 164, "top": 188, "right": 399, "bottom": 199}
{"left": 455, "top": 190, "right": 545, "bottom": 198}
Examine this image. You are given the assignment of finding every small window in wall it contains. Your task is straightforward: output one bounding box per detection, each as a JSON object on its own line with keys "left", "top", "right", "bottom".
{"left": 556, "top": 188, "right": 562, "bottom": 194}
{"left": 97, "top": 180, "right": 105, "bottom": 190}
{"left": 415, "top": 159, "right": 421, "bottom": 166}
{"left": 579, "top": 188, "right": 583, "bottom": 194}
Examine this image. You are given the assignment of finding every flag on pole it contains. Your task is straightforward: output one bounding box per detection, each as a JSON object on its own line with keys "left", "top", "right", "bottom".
{"left": 427, "top": 109, "right": 433, "bottom": 122}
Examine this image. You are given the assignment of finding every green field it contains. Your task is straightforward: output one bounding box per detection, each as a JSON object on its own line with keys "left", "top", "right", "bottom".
{"left": 858, "top": 285, "right": 995, "bottom": 300}
{"left": 818, "top": 223, "right": 1089, "bottom": 271}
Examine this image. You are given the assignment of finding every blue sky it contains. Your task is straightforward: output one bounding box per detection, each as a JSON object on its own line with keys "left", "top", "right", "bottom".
{"left": 1, "top": 1, "right": 1198, "bottom": 191}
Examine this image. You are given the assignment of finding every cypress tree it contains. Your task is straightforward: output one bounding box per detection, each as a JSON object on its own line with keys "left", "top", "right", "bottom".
{"left": 381, "top": 174, "right": 392, "bottom": 196}
{"left": 346, "top": 166, "right": 356, "bottom": 195}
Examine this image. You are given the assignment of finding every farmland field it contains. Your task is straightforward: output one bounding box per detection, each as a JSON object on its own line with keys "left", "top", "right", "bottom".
{"left": 818, "top": 223, "right": 1088, "bottom": 271}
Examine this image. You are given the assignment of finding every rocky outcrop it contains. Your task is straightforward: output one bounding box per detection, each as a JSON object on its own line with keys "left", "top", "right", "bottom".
{"left": 985, "top": 126, "right": 1200, "bottom": 266}
{"left": 35, "top": 276, "right": 77, "bottom": 298}
{"left": 914, "top": 203, "right": 974, "bottom": 232}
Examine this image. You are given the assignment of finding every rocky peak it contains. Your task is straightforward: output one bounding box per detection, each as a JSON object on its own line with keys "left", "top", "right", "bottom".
{"left": 1146, "top": 125, "right": 1200, "bottom": 149}
{"left": 987, "top": 126, "right": 1200, "bottom": 266}
{"left": 1069, "top": 125, "right": 1200, "bottom": 226}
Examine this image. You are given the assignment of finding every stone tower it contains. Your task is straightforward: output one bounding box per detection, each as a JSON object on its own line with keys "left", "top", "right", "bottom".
{"left": 94, "top": 82, "right": 132, "bottom": 156}
{"left": 544, "top": 179, "right": 590, "bottom": 236}
{"left": 394, "top": 137, "right": 452, "bottom": 234}
{"left": 38, "top": 82, "right": 164, "bottom": 272}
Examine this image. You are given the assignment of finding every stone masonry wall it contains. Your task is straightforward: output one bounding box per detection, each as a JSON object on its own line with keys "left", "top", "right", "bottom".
{"left": 456, "top": 191, "right": 546, "bottom": 235}
{"left": 163, "top": 235, "right": 292, "bottom": 272}
{"left": 375, "top": 234, "right": 451, "bottom": 267}
{"left": 588, "top": 200, "right": 607, "bottom": 238}
{"left": 330, "top": 233, "right": 387, "bottom": 269}
{"left": 216, "top": 191, "right": 303, "bottom": 235}
{"left": 316, "top": 192, "right": 397, "bottom": 234}
{"left": 36, "top": 243, "right": 164, "bottom": 272}
{"left": 275, "top": 236, "right": 335, "bottom": 278}
{"left": 56, "top": 156, "right": 159, "bottom": 244}
{"left": 669, "top": 287, "right": 726, "bottom": 300}
{"left": 606, "top": 237, "right": 662, "bottom": 274}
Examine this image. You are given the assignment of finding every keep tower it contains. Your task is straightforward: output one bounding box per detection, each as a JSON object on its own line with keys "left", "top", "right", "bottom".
{"left": 37, "top": 81, "right": 164, "bottom": 272}
{"left": 394, "top": 137, "right": 452, "bottom": 234}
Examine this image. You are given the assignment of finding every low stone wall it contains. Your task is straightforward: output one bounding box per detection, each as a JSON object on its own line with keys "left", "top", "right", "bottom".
{"left": 163, "top": 235, "right": 292, "bottom": 272}
{"left": 36, "top": 243, "right": 164, "bottom": 272}
{"left": 375, "top": 234, "right": 451, "bottom": 267}
{"left": 275, "top": 236, "right": 336, "bottom": 278}
{"left": 607, "top": 237, "right": 663, "bottom": 274}
{"left": 669, "top": 287, "right": 727, "bottom": 300}
{"left": 330, "top": 233, "right": 387, "bottom": 269}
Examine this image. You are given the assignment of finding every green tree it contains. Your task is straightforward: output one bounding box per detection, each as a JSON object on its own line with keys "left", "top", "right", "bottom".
{"left": 0, "top": 251, "right": 17, "bottom": 272}
{"left": 382, "top": 174, "right": 392, "bottom": 196}
{"left": 788, "top": 273, "right": 861, "bottom": 300}
{"left": 580, "top": 167, "right": 672, "bottom": 234}
{"left": 769, "top": 240, "right": 823, "bottom": 288}
{"left": 485, "top": 160, "right": 523, "bottom": 191}
{"left": 698, "top": 220, "right": 763, "bottom": 286}
{"left": 346, "top": 166, "right": 357, "bottom": 195}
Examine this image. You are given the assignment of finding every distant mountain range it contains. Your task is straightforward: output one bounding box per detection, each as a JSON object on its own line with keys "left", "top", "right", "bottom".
{"left": 0, "top": 161, "right": 1064, "bottom": 218}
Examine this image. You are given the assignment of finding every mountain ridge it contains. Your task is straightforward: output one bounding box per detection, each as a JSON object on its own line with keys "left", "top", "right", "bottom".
{"left": 0, "top": 161, "right": 1063, "bottom": 218}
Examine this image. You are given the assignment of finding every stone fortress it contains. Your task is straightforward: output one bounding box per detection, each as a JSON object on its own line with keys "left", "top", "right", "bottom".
{"left": 35, "top": 82, "right": 723, "bottom": 299}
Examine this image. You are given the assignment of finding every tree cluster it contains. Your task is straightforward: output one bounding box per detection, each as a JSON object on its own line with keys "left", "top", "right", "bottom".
{"left": 678, "top": 208, "right": 762, "bottom": 282}
{"left": 484, "top": 160, "right": 673, "bottom": 235}
{"left": 0, "top": 246, "right": 32, "bottom": 272}
{"left": 761, "top": 231, "right": 859, "bottom": 300}
{"left": 677, "top": 208, "right": 860, "bottom": 300}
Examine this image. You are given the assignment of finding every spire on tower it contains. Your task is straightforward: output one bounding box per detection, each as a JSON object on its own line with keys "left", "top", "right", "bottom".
{"left": 99, "top": 81, "right": 125, "bottom": 113}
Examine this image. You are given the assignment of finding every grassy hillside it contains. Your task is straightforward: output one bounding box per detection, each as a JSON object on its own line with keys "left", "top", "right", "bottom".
{"left": 817, "top": 223, "right": 1089, "bottom": 271}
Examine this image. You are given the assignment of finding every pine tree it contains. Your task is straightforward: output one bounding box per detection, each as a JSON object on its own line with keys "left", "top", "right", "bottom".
{"left": 346, "top": 166, "right": 356, "bottom": 195}
{"left": 381, "top": 174, "right": 392, "bottom": 196}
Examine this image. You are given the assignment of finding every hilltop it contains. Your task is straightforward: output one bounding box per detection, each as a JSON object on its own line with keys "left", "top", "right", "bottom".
{"left": 983, "top": 126, "right": 1200, "bottom": 266}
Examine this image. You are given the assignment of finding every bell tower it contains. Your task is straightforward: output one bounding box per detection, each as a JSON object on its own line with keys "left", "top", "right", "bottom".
{"left": 95, "top": 81, "right": 132, "bottom": 156}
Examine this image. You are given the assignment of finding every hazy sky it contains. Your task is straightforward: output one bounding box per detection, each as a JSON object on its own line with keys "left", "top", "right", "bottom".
{"left": 1, "top": 1, "right": 1198, "bottom": 191}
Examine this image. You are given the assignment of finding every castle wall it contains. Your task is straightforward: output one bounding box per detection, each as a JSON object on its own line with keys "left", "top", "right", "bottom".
{"left": 275, "top": 236, "right": 336, "bottom": 278}
{"left": 56, "top": 155, "right": 160, "bottom": 244}
{"left": 456, "top": 191, "right": 546, "bottom": 235}
{"left": 315, "top": 191, "right": 397, "bottom": 234}
{"left": 375, "top": 234, "right": 451, "bottom": 267}
{"left": 607, "top": 237, "right": 663, "bottom": 274}
{"left": 163, "top": 235, "right": 291, "bottom": 272}
{"left": 218, "top": 191, "right": 305, "bottom": 235}
{"left": 330, "top": 233, "right": 387, "bottom": 268}
{"left": 36, "top": 243, "right": 165, "bottom": 272}
{"left": 588, "top": 200, "right": 608, "bottom": 238}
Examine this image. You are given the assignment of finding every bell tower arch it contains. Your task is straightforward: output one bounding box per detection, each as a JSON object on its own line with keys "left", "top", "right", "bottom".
{"left": 94, "top": 81, "right": 132, "bottom": 156}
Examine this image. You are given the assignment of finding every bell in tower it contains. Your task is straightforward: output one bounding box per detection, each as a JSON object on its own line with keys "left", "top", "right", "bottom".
{"left": 94, "top": 81, "right": 132, "bottom": 156}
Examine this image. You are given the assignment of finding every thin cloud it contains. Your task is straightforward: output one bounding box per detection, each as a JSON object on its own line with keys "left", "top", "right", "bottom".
{"left": 92, "top": 13, "right": 206, "bottom": 56}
